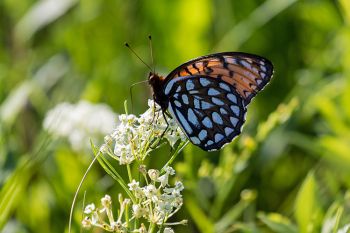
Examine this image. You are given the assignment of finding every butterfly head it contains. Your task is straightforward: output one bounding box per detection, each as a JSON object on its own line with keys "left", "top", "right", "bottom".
{"left": 148, "top": 72, "right": 165, "bottom": 86}
{"left": 148, "top": 72, "right": 169, "bottom": 111}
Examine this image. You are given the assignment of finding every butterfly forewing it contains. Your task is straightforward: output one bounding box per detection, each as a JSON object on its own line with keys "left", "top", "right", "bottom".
{"left": 165, "top": 52, "right": 273, "bottom": 105}
{"left": 164, "top": 75, "right": 246, "bottom": 151}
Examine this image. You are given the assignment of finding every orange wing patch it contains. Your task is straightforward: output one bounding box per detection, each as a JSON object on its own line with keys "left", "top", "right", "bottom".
{"left": 174, "top": 56, "right": 269, "bottom": 99}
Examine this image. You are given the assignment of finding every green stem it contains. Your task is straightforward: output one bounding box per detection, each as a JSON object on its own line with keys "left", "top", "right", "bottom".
{"left": 161, "top": 141, "right": 189, "bottom": 173}
{"left": 124, "top": 201, "right": 130, "bottom": 228}
{"left": 124, "top": 100, "right": 129, "bottom": 115}
{"left": 148, "top": 222, "right": 156, "bottom": 233}
{"left": 127, "top": 164, "right": 132, "bottom": 183}
{"left": 97, "top": 155, "right": 136, "bottom": 203}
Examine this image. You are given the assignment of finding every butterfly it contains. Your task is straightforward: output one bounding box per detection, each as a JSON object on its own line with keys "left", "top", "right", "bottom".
{"left": 148, "top": 52, "right": 273, "bottom": 151}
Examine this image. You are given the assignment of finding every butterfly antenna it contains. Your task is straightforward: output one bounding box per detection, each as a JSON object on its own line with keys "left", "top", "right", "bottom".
{"left": 125, "top": 42, "right": 153, "bottom": 72}
{"left": 148, "top": 35, "right": 156, "bottom": 73}
{"left": 129, "top": 80, "right": 149, "bottom": 114}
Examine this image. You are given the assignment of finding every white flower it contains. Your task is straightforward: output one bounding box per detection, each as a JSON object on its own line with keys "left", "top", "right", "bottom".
{"left": 104, "top": 135, "right": 113, "bottom": 144}
{"left": 43, "top": 100, "right": 117, "bottom": 151}
{"left": 128, "top": 180, "right": 139, "bottom": 191}
{"left": 143, "top": 184, "right": 159, "bottom": 202}
{"left": 175, "top": 181, "right": 184, "bottom": 190}
{"left": 157, "top": 174, "right": 169, "bottom": 188}
{"left": 165, "top": 133, "right": 180, "bottom": 147}
{"left": 164, "top": 166, "right": 175, "bottom": 175}
{"left": 91, "top": 211, "right": 99, "bottom": 225}
{"left": 79, "top": 100, "right": 188, "bottom": 231}
{"left": 157, "top": 166, "right": 176, "bottom": 187}
{"left": 157, "top": 199, "right": 173, "bottom": 215}
{"left": 171, "top": 181, "right": 184, "bottom": 195}
{"left": 148, "top": 169, "right": 160, "bottom": 181}
{"left": 114, "top": 144, "right": 134, "bottom": 165}
{"left": 84, "top": 203, "right": 96, "bottom": 214}
{"left": 101, "top": 194, "right": 112, "bottom": 208}
{"left": 105, "top": 99, "right": 186, "bottom": 165}
{"left": 163, "top": 227, "right": 174, "bottom": 233}
{"left": 99, "top": 143, "right": 109, "bottom": 153}
{"left": 82, "top": 217, "right": 92, "bottom": 229}
{"left": 132, "top": 204, "right": 148, "bottom": 218}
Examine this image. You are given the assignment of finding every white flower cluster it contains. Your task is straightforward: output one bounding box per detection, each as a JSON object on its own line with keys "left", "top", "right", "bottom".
{"left": 43, "top": 100, "right": 117, "bottom": 151}
{"left": 82, "top": 166, "right": 187, "bottom": 232}
{"left": 102, "top": 100, "right": 186, "bottom": 165}
{"left": 129, "top": 166, "right": 184, "bottom": 225}
{"left": 76, "top": 99, "right": 187, "bottom": 232}
{"left": 82, "top": 194, "right": 130, "bottom": 232}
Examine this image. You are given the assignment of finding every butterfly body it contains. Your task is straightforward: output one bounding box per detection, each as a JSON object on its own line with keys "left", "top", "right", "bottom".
{"left": 148, "top": 52, "right": 273, "bottom": 151}
{"left": 148, "top": 73, "right": 169, "bottom": 112}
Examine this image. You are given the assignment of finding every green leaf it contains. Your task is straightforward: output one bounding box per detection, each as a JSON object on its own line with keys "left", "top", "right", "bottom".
{"left": 185, "top": 194, "right": 214, "bottom": 233}
{"left": 294, "top": 172, "right": 317, "bottom": 233}
{"left": 258, "top": 212, "right": 298, "bottom": 233}
{"left": 214, "top": 198, "right": 251, "bottom": 233}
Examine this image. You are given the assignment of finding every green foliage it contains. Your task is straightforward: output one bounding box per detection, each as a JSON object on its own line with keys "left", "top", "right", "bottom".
{"left": 1, "top": 0, "right": 350, "bottom": 232}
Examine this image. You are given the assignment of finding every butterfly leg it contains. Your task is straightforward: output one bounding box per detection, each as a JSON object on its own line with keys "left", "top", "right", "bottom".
{"left": 150, "top": 98, "right": 163, "bottom": 125}
{"left": 149, "top": 110, "right": 170, "bottom": 150}
{"left": 159, "top": 110, "right": 170, "bottom": 138}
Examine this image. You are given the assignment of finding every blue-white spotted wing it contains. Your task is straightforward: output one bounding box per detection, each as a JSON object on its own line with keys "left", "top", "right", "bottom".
{"left": 149, "top": 52, "right": 273, "bottom": 151}
{"left": 164, "top": 75, "right": 247, "bottom": 151}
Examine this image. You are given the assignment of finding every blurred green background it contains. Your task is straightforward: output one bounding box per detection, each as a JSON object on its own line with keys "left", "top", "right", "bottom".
{"left": 1, "top": 0, "right": 350, "bottom": 232}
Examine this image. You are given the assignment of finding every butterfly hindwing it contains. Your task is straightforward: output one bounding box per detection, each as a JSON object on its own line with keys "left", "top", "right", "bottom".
{"left": 165, "top": 52, "right": 273, "bottom": 105}
{"left": 165, "top": 75, "right": 247, "bottom": 151}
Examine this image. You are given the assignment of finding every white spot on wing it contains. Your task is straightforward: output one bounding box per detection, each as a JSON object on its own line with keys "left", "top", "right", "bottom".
{"left": 241, "top": 60, "right": 251, "bottom": 69}
{"left": 189, "top": 90, "right": 199, "bottom": 94}
{"left": 214, "top": 133, "right": 224, "bottom": 143}
{"left": 225, "top": 57, "right": 237, "bottom": 64}
{"left": 230, "top": 105, "right": 240, "bottom": 116}
{"left": 230, "top": 117, "right": 238, "bottom": 126}
{"left": 208, "top": 88, "right": 220, "bottom": 96}
{"left": 243, "top": 70, "right": 257, "bottom": 80}
{"left": 220, "top": 108, "right": 228, "bottom": 115}
{"left": 175, "top": 108, "right": 193, "bottom": 134}
{"left": 174, "top": 100, "right": 182, "bottom": 107}
{"left": 194, "top": 98, "right": 200, "bottom": 108}
{"left": 201, "top": 101, "right": 214, "bottom": 109}
{"left": 188, "top": 108, "right": 199, "bottom": 127}
{"left": 224, "top": 127, "right": 234, "bottom": 136}
{"left": 186, "top": 79, "right": 195, "bottom": 90}
{"left": 207, "top": 140, "right": 214, "bottom": 146}
{"left": 164, "top": 79, "right": 175, "bottom": 95}
{"left": 227, "top": 93, "right": 237, "bottom": 104}
{"left": 202, "top": 117, "right": 213, "bottom": 128}
{"left": 198, "top": 129, "right": 207, "bottom": 140}
{"left": 190, "top": 136, "right": 200, "bottom": 145}
{"left": 212, "top": 97, "right": 224, "bottom": 106}
{"left": 212, "top": 112, "right": 223, "bottom": 125}
{"left": 199, "top": 78, "right": 211, "bottom": 87}
{"left": 219, "top": 82, "right": 231, "bottom": 92}
{"left": 182, "top": 95, "right": 189, "bottom": 104}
